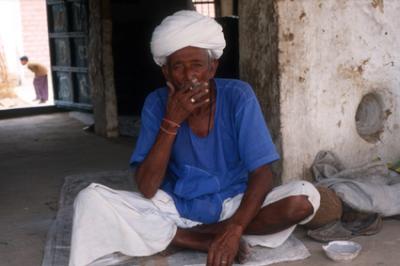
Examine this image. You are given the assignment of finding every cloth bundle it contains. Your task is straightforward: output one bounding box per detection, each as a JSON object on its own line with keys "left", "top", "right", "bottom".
{"left": 312, "top": 151, "right": 400, "bottom": 217}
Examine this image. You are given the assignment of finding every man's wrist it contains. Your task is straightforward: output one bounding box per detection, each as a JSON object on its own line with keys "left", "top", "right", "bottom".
{"left": 163, "top": 117, "right": 181, "bottom": 128}
{"left": 226, "top": 222, "right": 245, "bottom": 235}
{"left": 160, "top": 119, "right": 179, "bottom": 135}
{"left": 164, "top": 114, "right": 183, "bottom": 125}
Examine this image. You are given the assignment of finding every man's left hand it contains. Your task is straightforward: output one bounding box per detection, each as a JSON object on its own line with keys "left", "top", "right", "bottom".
{"left": 206, "top": 223, "right": 243, "bottom": 266}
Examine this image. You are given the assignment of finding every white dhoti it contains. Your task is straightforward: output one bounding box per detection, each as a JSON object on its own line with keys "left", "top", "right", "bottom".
{"left": 69, "top": 181, "right": 320, "bottom": 266}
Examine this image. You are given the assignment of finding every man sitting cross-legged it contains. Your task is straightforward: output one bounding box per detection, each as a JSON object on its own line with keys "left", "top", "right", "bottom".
{"left": 69, "top": 10, "right": 320, "bottom": 266}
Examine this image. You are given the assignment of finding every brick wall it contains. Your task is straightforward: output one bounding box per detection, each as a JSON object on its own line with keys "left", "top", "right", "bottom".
{"left": 20, "top": 0, "right": 51, "bottom": 75}
{"left": 19, "top": 0, "right": 52, "bottom": 97}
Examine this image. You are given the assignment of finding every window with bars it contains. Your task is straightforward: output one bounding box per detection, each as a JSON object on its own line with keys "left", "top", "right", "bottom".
{"left": 192, "top": 0, "right": 217, "bottom": 17}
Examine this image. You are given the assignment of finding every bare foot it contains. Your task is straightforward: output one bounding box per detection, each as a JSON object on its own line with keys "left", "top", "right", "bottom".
{"left": 236, "top": 238, "right": 252, "bottom": 264}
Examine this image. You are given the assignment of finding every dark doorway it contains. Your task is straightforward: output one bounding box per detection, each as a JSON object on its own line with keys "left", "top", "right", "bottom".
{"left": 111, "top": 0, "right": 239, "bottom": 116}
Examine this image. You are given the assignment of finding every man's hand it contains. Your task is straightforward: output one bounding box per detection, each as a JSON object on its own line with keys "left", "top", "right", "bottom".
{"left": 207, "top": 223, "right": 244, "bottom": 266}
{"left": 205, "top": 165, "right": 273, "bottom": 265}
{"left": 165, "top": 81, "right": 210, "bottom": 124}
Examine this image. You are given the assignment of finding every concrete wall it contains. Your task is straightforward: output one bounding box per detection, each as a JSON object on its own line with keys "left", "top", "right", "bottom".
{"left": 240, "top": 0, "right": 400, "bottom": 182}
{"left": 278, "top": 0, "right": 400, "bottom": 181}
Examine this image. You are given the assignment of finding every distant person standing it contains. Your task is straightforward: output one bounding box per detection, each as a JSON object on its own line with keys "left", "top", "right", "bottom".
{"left": 20, "top": 56, "right": 48, "bottom": 103}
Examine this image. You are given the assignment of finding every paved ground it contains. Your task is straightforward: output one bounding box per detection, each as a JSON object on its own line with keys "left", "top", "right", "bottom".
{"left": 0, "top": 113, "right": 133, "bottom": 266}
{"left": 0, "top": 112, "right": 399, "bottom": 266}
{"left": 290, "top": 220, "right": 400, "bottom": 266}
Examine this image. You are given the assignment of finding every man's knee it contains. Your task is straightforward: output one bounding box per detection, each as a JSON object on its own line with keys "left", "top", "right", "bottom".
{"left": 74, "top": 185, "right": 99, "bottom": 209}
{"left": 285, "top": 181, "right": 320, "bottom": 223}
{"left": 285, "top": 195, "right": 314, "bottom": 223}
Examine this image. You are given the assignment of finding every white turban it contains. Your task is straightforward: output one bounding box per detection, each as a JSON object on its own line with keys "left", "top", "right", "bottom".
{"left": 150, "top": 10, "right": 226, "bottom": 66}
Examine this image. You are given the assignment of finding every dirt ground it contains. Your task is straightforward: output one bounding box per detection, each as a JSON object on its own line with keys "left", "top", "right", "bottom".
{"left": 0, "top": 83, "right": 53, "bottom": 110}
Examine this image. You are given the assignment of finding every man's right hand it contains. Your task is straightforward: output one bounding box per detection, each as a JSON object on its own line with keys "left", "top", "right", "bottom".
{"left": 206, "top": 223, "right": 243, "bottom": 266}
{"left": 165, "top": 81, "right": 210, "bottom": 124}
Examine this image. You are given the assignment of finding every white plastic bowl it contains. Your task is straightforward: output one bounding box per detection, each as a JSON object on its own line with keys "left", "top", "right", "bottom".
{"left": 322, "top": 240, "right": 362, "bottom": 261}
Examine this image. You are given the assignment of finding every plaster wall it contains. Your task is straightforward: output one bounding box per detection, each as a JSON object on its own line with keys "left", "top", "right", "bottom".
{"left": 277, "top": 0, "right": 400, "bottom": 181}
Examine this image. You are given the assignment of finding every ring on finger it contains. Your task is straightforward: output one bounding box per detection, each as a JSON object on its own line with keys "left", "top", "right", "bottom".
{"left": 190, "top": 97, "right": 196, "bottom": 103}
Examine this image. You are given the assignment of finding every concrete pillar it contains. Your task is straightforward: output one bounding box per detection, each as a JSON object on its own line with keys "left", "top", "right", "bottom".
{"left": 220, "top": 0, "right": 234, "bottom": 17}
{"left": 88, "top": 0, "right": 118, "bottom": 138}
{"left": 239, "top": 0, "right": 282, "bottom": 184}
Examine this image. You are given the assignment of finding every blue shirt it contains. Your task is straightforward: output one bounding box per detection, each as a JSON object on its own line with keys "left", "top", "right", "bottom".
{"left": 130, "top": 78, "right": 280, "bottom": 224}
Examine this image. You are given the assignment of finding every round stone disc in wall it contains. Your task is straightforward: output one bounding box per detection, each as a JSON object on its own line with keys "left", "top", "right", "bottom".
{"left": 355, "top": 93, "right": 384, "bottom": 143}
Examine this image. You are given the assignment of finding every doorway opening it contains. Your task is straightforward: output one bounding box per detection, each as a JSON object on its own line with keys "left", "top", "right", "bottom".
{"left": 0, "top": 0, "right": 53, "bottom": 111}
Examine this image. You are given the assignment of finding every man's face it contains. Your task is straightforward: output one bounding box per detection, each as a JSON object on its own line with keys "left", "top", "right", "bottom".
{"left": 162, "top": 46, "right": 218, "bottom": 91}
{"left": 20, "top": 59, "right": 28, "bottom": 66}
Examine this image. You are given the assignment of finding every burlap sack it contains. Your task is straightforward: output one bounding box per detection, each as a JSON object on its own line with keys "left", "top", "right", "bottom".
{"left": 304, "top": 186, "right": 343, "bottom": 229}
